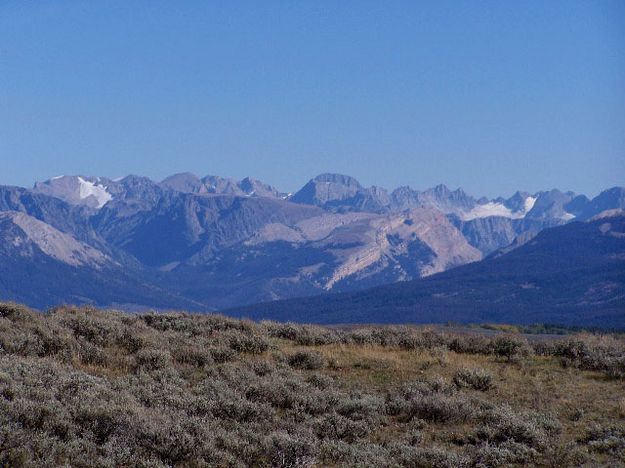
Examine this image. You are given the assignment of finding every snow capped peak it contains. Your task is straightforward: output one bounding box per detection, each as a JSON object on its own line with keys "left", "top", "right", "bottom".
{"left": 77, "top": 177, "right": 112, "bottom": 208}
{"left": 33, "top": 175, "right": 114, "bottom": 209}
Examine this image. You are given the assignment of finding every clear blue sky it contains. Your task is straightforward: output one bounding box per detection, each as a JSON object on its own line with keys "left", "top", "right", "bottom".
{"left": 1, "top": 1, "right": 623, "bottom": 198}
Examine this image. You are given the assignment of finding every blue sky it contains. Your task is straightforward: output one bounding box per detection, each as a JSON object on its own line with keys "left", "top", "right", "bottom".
{"left": 1, "top": 1, "right": 623, "bottom": 198}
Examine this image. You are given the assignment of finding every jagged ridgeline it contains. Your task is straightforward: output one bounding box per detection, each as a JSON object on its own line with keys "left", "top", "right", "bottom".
{"left": 0, "top": 173, "right": 623, "bottom": 316}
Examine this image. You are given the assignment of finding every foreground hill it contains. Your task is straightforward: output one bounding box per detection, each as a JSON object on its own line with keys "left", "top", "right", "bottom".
{"left": 1, "top": 303, "right": 624, "bottom": 466}
{"left": 227, "top": 213, "right": 625, "bottom": 328}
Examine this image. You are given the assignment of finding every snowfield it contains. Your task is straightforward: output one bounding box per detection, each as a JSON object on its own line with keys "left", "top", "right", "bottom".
{"left": 77, "top": 176, "right": 112, "bottom": 208}
{"left": 462, "top": 196, "right": 537, "bottom": 221}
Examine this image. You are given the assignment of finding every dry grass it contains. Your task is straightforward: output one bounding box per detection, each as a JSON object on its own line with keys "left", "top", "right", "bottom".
{"left": 284, "top": 341, "right": 624, "bottom": 448}
{"left": 1, "top": 302, "right": 624, "bottom": 466}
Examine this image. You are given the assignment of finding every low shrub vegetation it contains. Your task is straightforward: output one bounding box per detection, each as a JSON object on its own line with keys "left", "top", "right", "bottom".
{"left": 453, "top": 367, "right": 494, "bottom": 391}
{"left": 0, "top": 302, "right": 624, "bottom": 466}
{"left": 287, "top": 350, "right": 325, "bottom": 370}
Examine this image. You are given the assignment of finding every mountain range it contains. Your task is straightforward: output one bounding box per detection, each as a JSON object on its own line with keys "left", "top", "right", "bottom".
{"left": 227, "top": 211, "right": 625, "bottom": 327}
{"left": 1, "top": 172, "right": 623, "bottom": 319}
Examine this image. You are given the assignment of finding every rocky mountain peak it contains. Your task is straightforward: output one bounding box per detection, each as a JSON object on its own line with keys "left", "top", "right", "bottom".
{"left": 504, "top": 191, "right": 531, "bottom": 212}
{"left": 160, "top": 174, "right": 285, "bottom": 199}
{"left": 33, "top": 175, "right": 114, "bottom": 209}
{"left": 312, "top": 173, "right": 363, "bottom": 188}
{"left": 160, "top": 173, "right": 203, "bottom": 193}
{"left": 578, "top": 187, "right": 625, "bottom": 220}
{"left": 290, "top": 173, "right": 364, "bottom": 207}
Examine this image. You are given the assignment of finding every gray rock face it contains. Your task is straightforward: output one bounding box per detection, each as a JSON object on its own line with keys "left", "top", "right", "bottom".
{"left": 504, "top": 191, "right": 531, "bottom": 212}
{"left": 290, "top": 173, "right": 365, "bottom": 208}
{"left": 389, "top": 186, "right": 421, "bottom": 211}
{"left": 0, "top": 211, "right": 110, "bottom": 268}
{"left": 525, "top": 189, "right": 577, "bottom": 220}
{"left": 159, "top": 172, "right": 204, "bottom": 193}
{"left": 415, "top": 184, "right": 477, "bottom": 214}
{"left": 389, "top": 185, "right": 477, "bottom": 214}
{"left": 578, "top": 187, "right": 625, "bottom": 220}
{"left": 452, "top": 216, "right": 519, "bottom": 254}
{"left": 238, "top": 177, "right": 287, "bottom": 199}
{"left": 291, "top": 175, "right": 543, "bottom": 229}
{"left": 161, "top": 173, "right": 287, "bottom": 199}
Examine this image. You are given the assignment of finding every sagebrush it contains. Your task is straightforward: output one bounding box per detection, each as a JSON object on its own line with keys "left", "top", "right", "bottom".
{"left": 1, "top": 302, "right": 624, "bottom": 466}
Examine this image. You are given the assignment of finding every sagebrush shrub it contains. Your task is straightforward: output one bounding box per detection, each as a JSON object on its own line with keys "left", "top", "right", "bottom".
{"left": 552, "top": 337, "right": 625, "bottom": 379}
{"left": 447, "top": 334, "right": 492, "bottom": 355}
{"left": 404, "top": 393, "right": 476, "bottom": 423}
{"left": 265, "top": 432, "right": 317, "bottom": 467}
{"left": 79, "top": 341, "right": 107, "bottom": 366}
{"left": 453, "top": 368, "right": 494, "bottom": 391}
{"left": 492, "top": 335, "right": 531, "bottom": 362}
{"left": 387, "top": 379, "right": 476, "bottom": 424}
{"left": 228, "top": 333, "right": 270, "bottom": 354}
{"left": 317, "top": 412, "right": 372, "bottom": 442}
{"left": 581, "top": 424, "right": 625, "bottom": 457}
{"left": 469, "top": 406, "right": 561, "bottom": 463}
{"left": 172, "top": 345, "right": 213, "bottom": 367}
{"left": 208, "top": 346, "right": 235, "bottom": 363}
{"left": 135, "top": 349, "right": 172, "bottom": 372}
{"left": 0, "top": 302, "right": 34, "bottom": 321}
{"left": 389, "top": 445, "right": 472, "bottom": 468}
{"left": 288, "top": 351, "right": 325, "bottom": 370}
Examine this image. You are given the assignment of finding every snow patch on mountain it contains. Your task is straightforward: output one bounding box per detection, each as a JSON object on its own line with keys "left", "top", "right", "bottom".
{"left": 524, "top": 196, "right": 537, "bottom": 212}
{"left": 462, "top": 202, "right": 517, "bottom": 220}
{"left": 77, "top": 177, "right": 112, "bottom": 208}
{"left": 462, "top": 196, "right": 536, "bottom": 221}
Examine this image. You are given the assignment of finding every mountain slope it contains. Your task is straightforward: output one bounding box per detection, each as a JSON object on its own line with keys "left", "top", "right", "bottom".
{"left": 0, "top": 211, "right": 202, "bottom": 310}
{"left": 161, "top": 207, "right": 481, "bottom": 308}
{"left": 225, "top": 213, "right": 625, "bottom": 327}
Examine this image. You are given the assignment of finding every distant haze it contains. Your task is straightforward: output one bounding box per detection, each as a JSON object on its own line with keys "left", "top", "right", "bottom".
{"left": 1, "top": 1, "right": 624, "bottom": 198}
